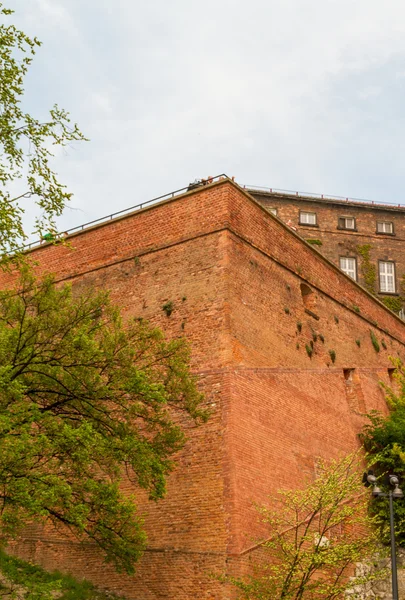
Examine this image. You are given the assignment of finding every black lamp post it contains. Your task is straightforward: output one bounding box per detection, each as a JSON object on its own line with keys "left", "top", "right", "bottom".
{"left": 363, "top": 470, "right": 404, "bottom": 600}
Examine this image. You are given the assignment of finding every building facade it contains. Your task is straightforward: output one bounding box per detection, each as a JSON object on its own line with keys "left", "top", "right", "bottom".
{"left": 0, "top": 179, "right": 404, "bottom": 599}
{"left": 250, "top": 188, "right": 405, "bottom": 316}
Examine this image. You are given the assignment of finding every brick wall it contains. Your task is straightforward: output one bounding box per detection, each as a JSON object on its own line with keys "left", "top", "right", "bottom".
{"left": 252, "top": 190, "right": 405, "bottom": 311}
{"left": 1, "top": 180, "right": 404, "bottom": 599}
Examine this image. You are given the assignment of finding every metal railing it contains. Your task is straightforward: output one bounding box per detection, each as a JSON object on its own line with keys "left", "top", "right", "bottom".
{"left": 21, "top": 175, "right": 405, "bottom": 252}
{"left": 244, "top": 184, "right": 405, "bottom": 209}
{"left": 21, "top": 174, "right": 229, "bottom": 251}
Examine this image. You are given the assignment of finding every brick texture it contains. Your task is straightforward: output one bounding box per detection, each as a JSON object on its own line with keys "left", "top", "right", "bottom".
{"left": 252, "top": 190, "right": 405, "bottom": 308}
{"left": 0, "top": 180, "right": 404, "bottom": 599}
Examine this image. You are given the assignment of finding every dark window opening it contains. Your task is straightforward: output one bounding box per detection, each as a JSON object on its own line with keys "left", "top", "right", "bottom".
{"left": 338, "top": 216, "right": 356, "bottom": 230}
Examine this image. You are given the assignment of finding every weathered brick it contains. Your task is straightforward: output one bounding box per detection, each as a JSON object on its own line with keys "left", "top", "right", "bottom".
{"left": 252, "top": 189, "right": 405, "bottom": 305}
{"left": 0, "top": 180, "right": 404, "bottom": 599}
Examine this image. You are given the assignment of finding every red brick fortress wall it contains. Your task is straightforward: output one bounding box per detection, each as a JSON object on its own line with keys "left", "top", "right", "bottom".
{"left": 0, "top": 183, "right": 237, "bottom": 600}
{"left": 0, "top": 180, "right": 404, "bottom": 599}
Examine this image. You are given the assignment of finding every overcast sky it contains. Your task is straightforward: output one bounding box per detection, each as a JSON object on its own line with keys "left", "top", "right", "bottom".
{"left": 11, "top": 0, "right": 405, "bottom": 236}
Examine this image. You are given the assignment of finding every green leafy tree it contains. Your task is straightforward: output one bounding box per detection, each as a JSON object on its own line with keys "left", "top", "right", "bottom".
{"left": 0, "top": 2, "right": 85, "bottom": 258}
{"left": 229, "top": 454, "right": 381, "bottom": 599}
{"left": 0, "top": 269, "right": 205, "bottom": 574}
{"left": 360, "top": 357, "right": 405, "bottom": 547}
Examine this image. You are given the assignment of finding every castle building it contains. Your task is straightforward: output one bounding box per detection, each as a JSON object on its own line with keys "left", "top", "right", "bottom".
{"left": 248, "top": 186, "right": 405, "bottom": 316}
{"left": 1, "top": 177, "right": 405, "bottom": 599}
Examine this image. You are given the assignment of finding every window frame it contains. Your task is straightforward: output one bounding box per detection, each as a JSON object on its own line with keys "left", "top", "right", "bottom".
{"left": 378, "top": 260, "right": 397, "bottom": 294}
{"left": 339, "top": 256, "right": 358, "bottom": 281}
{"left": 299, "top": 210, "right": 318, "bottom": 227}
{"left": 376, "top": 221, "right": 395, "bottom": 235}
{"left": 337, "top": 216, "right": 357, "bottom": 231}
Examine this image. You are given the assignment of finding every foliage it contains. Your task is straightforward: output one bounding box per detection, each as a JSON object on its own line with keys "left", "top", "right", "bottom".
{"left": 0, "top": 548, "right": 121, "bottom": 599}
{"left": 162, "top": 301, "right": 174, "bottom": 316}
{"left": 296, "top": 322, "right": 302, "bottom": 333}
{"left": 306, "top": 239, "right": 323, "bottom": 246}
{"left": 360, "top": 358, "right": 405, "bottom": 547}
{"left": 305, "top": 344, "right": 313, "bottom": 358}
{"left": 328, "top": 349, "right": 336, "bottom": 363}
{"left": 334, "top": 315, "right": 339, "bottom": 324}
{"left": 356, "top": 245, "right": 377, "bottom": 294}
{"left": 356, "top": 339, "right": 361, "bottom": 347}
{"left": 0, "top": 3, "right": 86, "bottom": 259}
{"left": 229, "top": 454, "right": 381, "bottom": 600}
{"left": 353, "top": 305, "right": 360, "bottom": 313}
{"left": 284, "top": 307, "right": 290, "bottom": 314}
{"left": 318, "top": 334, "right": 324, "bottom": 343}
{"left": 381, "top": 296, "right": 403, "bottom": 314}
{"left": 370, "top": 330, "right": 380, "bottom": 352}
{"left": 0, "top": 269, "right": 205, "bottom": 574}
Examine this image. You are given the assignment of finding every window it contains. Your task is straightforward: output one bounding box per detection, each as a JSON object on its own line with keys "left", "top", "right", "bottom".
{"left": 338, "top": 216, "right": 356, "bottom": 230}
{"left": 339, "top": 257, "right": 357, "bottom": 280}
{"left": 299, "top": 211, "right": 317, "bottom": 226}
{"left": 377, "top": 221, "right": 394, "bottom": 234}
{"left": 379, "top": 261, "right": 396, "bottom": 293}
{"left": 269, "top": 208, "right": 278, "bottom": 216}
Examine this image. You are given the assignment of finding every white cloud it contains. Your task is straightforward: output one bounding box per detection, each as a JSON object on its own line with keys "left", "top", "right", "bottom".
{"left": 10, "top": 0, "right": 405, "bottom": 238}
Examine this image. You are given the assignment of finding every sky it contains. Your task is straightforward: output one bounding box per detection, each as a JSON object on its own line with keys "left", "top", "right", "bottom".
{"left": 10, "top": 0, "right": 405, "bottom": 237}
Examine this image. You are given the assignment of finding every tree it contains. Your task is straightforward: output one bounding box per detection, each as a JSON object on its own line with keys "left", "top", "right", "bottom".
{"left": 229, "top": 454, "right": 382, "bottom": 600}
{"left": 0, "top": 269, "right": 206, "bottom": 574}
{"left": 360, "top": 357, "right": 405, "bottom": 547}
{"left": 0, "top": 2, "right": 85, "bottom": 259}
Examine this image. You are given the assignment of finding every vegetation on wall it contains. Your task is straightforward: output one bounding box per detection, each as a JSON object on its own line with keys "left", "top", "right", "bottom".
{"left": 328, "top": 349, "right": 336, "bottom": 363}
{"left": 356, "top": 244, "right": 377, "bottom": 294}
{"left": 306, "top": 239, "right": 323, "bottom": 246}
{"left": 381, "top": 296, "right": 403, "bottom": 314}
{"left": 351, "top": 246, "right": 405, "bottom": 316}
{"left": 370, "top": 330, "right": 380, "bottom": 352}
{"left": 162, "top": 301, "right": 174, "bottom": 316}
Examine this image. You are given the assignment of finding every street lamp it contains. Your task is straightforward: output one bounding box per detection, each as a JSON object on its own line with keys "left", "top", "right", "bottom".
{"left": 363, "top": 470, "right": 404, "bottom": 600}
